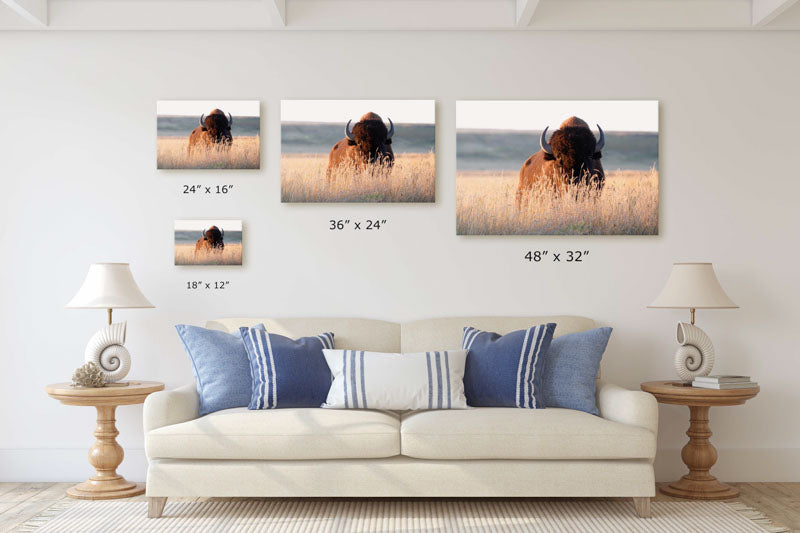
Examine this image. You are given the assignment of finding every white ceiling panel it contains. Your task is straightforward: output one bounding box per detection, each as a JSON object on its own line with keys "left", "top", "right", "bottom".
{"left": 1, "top": 0, "right": 798, "bottom": 30}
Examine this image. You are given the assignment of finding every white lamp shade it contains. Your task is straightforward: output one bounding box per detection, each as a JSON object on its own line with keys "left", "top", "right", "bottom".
{"left": 66, "top": 263, "right": 154, "bottom": 309}
{"left": 648, "top": 263, "right": 737, "bottom": 309}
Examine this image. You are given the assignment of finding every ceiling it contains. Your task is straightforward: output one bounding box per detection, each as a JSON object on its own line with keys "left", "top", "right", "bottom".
{"left": 2, "top": 0, "right": 800, "bottom": 30}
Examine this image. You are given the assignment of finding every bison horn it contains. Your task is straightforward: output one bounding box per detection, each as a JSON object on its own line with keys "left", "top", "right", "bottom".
{"left": 201, "top": 228, "right": 206, "bottom": 237}
{"left": 386, "top": 118, "right": 394, "bottom": 140}
{"left": 540, "top": 126, "right": 553, "bottom": 155}
{"left": 199, "top": 114, "right": 205, "bottom": 127}
{"left": 345, "top": 120, "right": 355, "bottom": 141}
{"left": 227, "top": 113, "right": 233, "bottom": 128}
{"left": 220, "top": 227, "right": 224, "bottom": 237}
{"left": 595, "top": 124, "right": 605, "bottom": 151}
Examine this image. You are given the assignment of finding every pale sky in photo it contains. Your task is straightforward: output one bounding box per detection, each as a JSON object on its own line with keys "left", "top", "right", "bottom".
{"left": 282, "top": 100, "right": 435, "bottom": 124}
{"left": 158, "top": 101, "right": 260, "bottom": 117}
{"left": 174, "top": 220, "right": 243, "bottom": 232}
{"left": 456, "top": 101, "right": 658, "bottom": 132}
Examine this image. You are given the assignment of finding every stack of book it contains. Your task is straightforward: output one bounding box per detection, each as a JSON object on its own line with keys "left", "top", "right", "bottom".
{"left": 692, "top": 375, "right": 758, "bottom": 389}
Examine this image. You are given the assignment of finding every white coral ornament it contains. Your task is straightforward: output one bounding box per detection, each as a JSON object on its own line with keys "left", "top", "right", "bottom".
{"left": 674, "top": 321, "right": 715, "bottom": 382}
{"left": 84, "top": 322, "right": 130, "bottom": 382}
{"left": 72, "top": 361, "right": 106, "bottom": 388}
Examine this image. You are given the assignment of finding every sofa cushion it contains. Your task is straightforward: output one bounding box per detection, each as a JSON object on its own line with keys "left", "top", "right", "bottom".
{"left": 401, "top": 316, "right": 595, "bottom": 353}
{"left": 146, "top": 408, "right": 400, "bottom": 460}
{"left": 322, "top": 349, "right": 469, "bottom": 410}
{"left": 400, "top": 408, "right": 655, "bottom": 460}
{"left": 542, "top": 327, "right": 613, "bottom": 415}
{"left": 175, "top": 323, "right": 265, "bottom": 416}
{"left": 208, "top": 317, "right": 401, "bottom": 352}
{"left": 462, "top": 324, "right": 555, "bottom": 408}
{"left": 240, "top": 327, "right": 334, "bottom": 410}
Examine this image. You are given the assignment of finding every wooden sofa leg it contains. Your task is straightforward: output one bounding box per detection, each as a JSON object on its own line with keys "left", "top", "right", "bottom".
{"left": 633, "top": 497, "right": 652, "bottom": 518}
{"left": 148, "top": 497, "right": 167, "bottom": 518}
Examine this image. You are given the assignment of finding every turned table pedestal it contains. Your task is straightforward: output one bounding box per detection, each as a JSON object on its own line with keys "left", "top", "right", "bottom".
{"left": 640, "top": 380, "right": 759, "bottom": 500}
{"left": 45, "top": 381, "right": 164, "bottom": 500}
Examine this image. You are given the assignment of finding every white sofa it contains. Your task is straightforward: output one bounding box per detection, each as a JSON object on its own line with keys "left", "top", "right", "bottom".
{"left": 144, "top": 316, "right": 658, "bottom": 518}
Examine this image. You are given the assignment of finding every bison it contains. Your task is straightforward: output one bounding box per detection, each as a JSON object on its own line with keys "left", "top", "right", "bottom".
{"left": 327, "top": 112, "right": 395, "bottom": 178}
{"left": 194, "top": 226, "right": 224, "bottom": 256}
{"left": 516, "top": 116, "right": 606, "bottom": 207}
{"left": 187, "top": 109, "right": 233, "bottom": 155}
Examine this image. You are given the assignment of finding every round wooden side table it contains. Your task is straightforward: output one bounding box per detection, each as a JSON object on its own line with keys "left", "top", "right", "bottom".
{"left": 45, "top": 381, "right": 165, "bottom": 500}
{"left": 641, "top": 380, "right": 759, "bottom": 500}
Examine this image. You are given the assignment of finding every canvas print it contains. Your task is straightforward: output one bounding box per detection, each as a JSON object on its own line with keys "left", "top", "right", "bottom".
{"left": 174, "top": 220, "right": 243, "bottom": 266}
{"left": 157, "top": 101, "right": 260, "bottom": 169}
{"left": 457, "top": 100, "right": 659, "bottom": 235}
{"left": 281, "top": 100, "right": 435, "bottom": 202}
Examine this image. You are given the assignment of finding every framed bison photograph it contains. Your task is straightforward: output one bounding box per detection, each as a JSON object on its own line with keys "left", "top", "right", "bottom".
{"left": 281, "top": 100, "right": 435, "bottom": 203}
{"left": 456, "top": 100, "right": 659, "bottom": 235}
{"left": 157, "top": 100, "right": 260, "bottom": 169}
{"left": 174, "top": 220, "right": 243, "bottom": 266}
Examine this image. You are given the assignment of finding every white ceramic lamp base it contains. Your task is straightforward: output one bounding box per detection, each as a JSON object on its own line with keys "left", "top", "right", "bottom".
{"left": 84, "top": 322, "right": 131, "bottom": 383}
{"left": 674, "top": 322, "right": 715, "bottom": 382}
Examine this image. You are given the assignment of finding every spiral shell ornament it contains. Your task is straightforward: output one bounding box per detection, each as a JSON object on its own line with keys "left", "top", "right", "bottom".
{"left": 84, "top": 322, "right": 130, "bottom": 382}
{"left": 674, "top": 322, "right": 715, "bottom": 382}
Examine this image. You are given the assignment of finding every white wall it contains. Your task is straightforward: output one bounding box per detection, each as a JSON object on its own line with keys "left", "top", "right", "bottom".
{"left": 1, "top": 30, "right": 798, "bottom": 483}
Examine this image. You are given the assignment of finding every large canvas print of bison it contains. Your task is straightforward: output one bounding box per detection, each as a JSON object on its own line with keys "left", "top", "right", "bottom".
{"left": 281, "top": 100, "right": 435, "bottom": 203}
{"left": 174, "top": 220, "right": 242, "bottom": 266}
{"left": 456, "top": 100, "right": 659, "bottom": 235}
{"left": 157, "top": 101, "right": 260, "bottom": 169}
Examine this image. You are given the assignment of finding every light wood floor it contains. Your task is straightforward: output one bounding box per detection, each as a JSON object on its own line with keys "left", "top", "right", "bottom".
{"left": 1, "top": 482, "right": 798, "bottom": 532}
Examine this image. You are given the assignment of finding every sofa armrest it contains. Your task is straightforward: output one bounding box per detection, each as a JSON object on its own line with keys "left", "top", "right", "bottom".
{"left": 596, "top": 380, "right": 658, "bottom": 436}
{"left": 143, "top": 383, "right": 200, "bottom": 433}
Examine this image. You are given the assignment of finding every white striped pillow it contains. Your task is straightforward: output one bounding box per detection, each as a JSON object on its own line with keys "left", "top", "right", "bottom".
{"left": 321, "top": 349, "right": 469, "bottom": 410}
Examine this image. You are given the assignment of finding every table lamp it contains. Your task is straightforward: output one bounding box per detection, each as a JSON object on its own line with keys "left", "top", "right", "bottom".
{"left": 66, "top": 263, "right": 154, "bottom": 383}
{"left": 648, "top": 263, "right": 738, "bottom": 383}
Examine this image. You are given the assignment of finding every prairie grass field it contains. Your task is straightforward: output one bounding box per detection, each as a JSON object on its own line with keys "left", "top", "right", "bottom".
{"left": 157, "top": 136, "right": 260, "bottom": 169}
{"left": 174, "top": 244, "right": 242, "bottom": 265}
{"left": 281, "top": 153, "right": 435, "bottom": 203}
{"left": 457, "top": 169, "right": 658, "bottom": 235}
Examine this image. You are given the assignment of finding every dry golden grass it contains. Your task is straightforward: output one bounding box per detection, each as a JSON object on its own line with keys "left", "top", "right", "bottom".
{"left": 457, "top": 169, "right": 659, "bottom": 235}
{"left": 281, "top": 152, "right": 435, "bottom": 203}
{"left": 157, "top": 136, "right": 260, "bottom": 169}
{"left": 174, "top": 244, "right": 243, "bottom": 265}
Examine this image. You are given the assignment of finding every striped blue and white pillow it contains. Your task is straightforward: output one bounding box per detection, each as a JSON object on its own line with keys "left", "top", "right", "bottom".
{"left": 321, "top": 349, "right": 469, "bottom": 410}
{"left": 462, "top": 324, "right": 556, "bottom": 408}
{"left": 239, "top": 327, "right": 334, "bottom": 409}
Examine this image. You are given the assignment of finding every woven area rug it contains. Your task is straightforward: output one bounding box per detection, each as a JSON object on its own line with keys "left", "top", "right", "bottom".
{"left": 14, "top": 499, "right": 789, "bottom": 533}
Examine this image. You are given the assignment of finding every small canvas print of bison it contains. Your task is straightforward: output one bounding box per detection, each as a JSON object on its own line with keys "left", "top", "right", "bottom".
{"left": 174, "top": 220, "right": 242, "bottom": 266}
{"left": 456, "top": 100, "right": 659, "bottom": 235}
{"left": 157, "top": 101, "right": 259, "bottom": 169}
{"left": 281, "top": 100, "right": 435, "bottom": 203}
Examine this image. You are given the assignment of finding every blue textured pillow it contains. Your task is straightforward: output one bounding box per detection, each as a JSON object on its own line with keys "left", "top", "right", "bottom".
{"left": 240, "top": 327, "right": 334, "bottom": 409}
{"left": 462, "top": 324, "right": 556, "bottom": 408}
{"left": 175, "top": 324, "right": 264, "bottom": 416}
{"left": 542, "top": 327, "right": 613, "bottom": 415}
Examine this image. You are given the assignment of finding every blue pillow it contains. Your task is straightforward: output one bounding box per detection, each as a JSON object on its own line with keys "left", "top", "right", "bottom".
{"left": 175, "top": 324, "right": 265, "bottom": 416}
{"left": 542, "top": 327, "right": 613, "bottom": 415}
{"left": 240, "top": 327, "right": 334, "bottom": 409}
{"left": 462, "top": 324, "right": 556, "bottom": 408}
